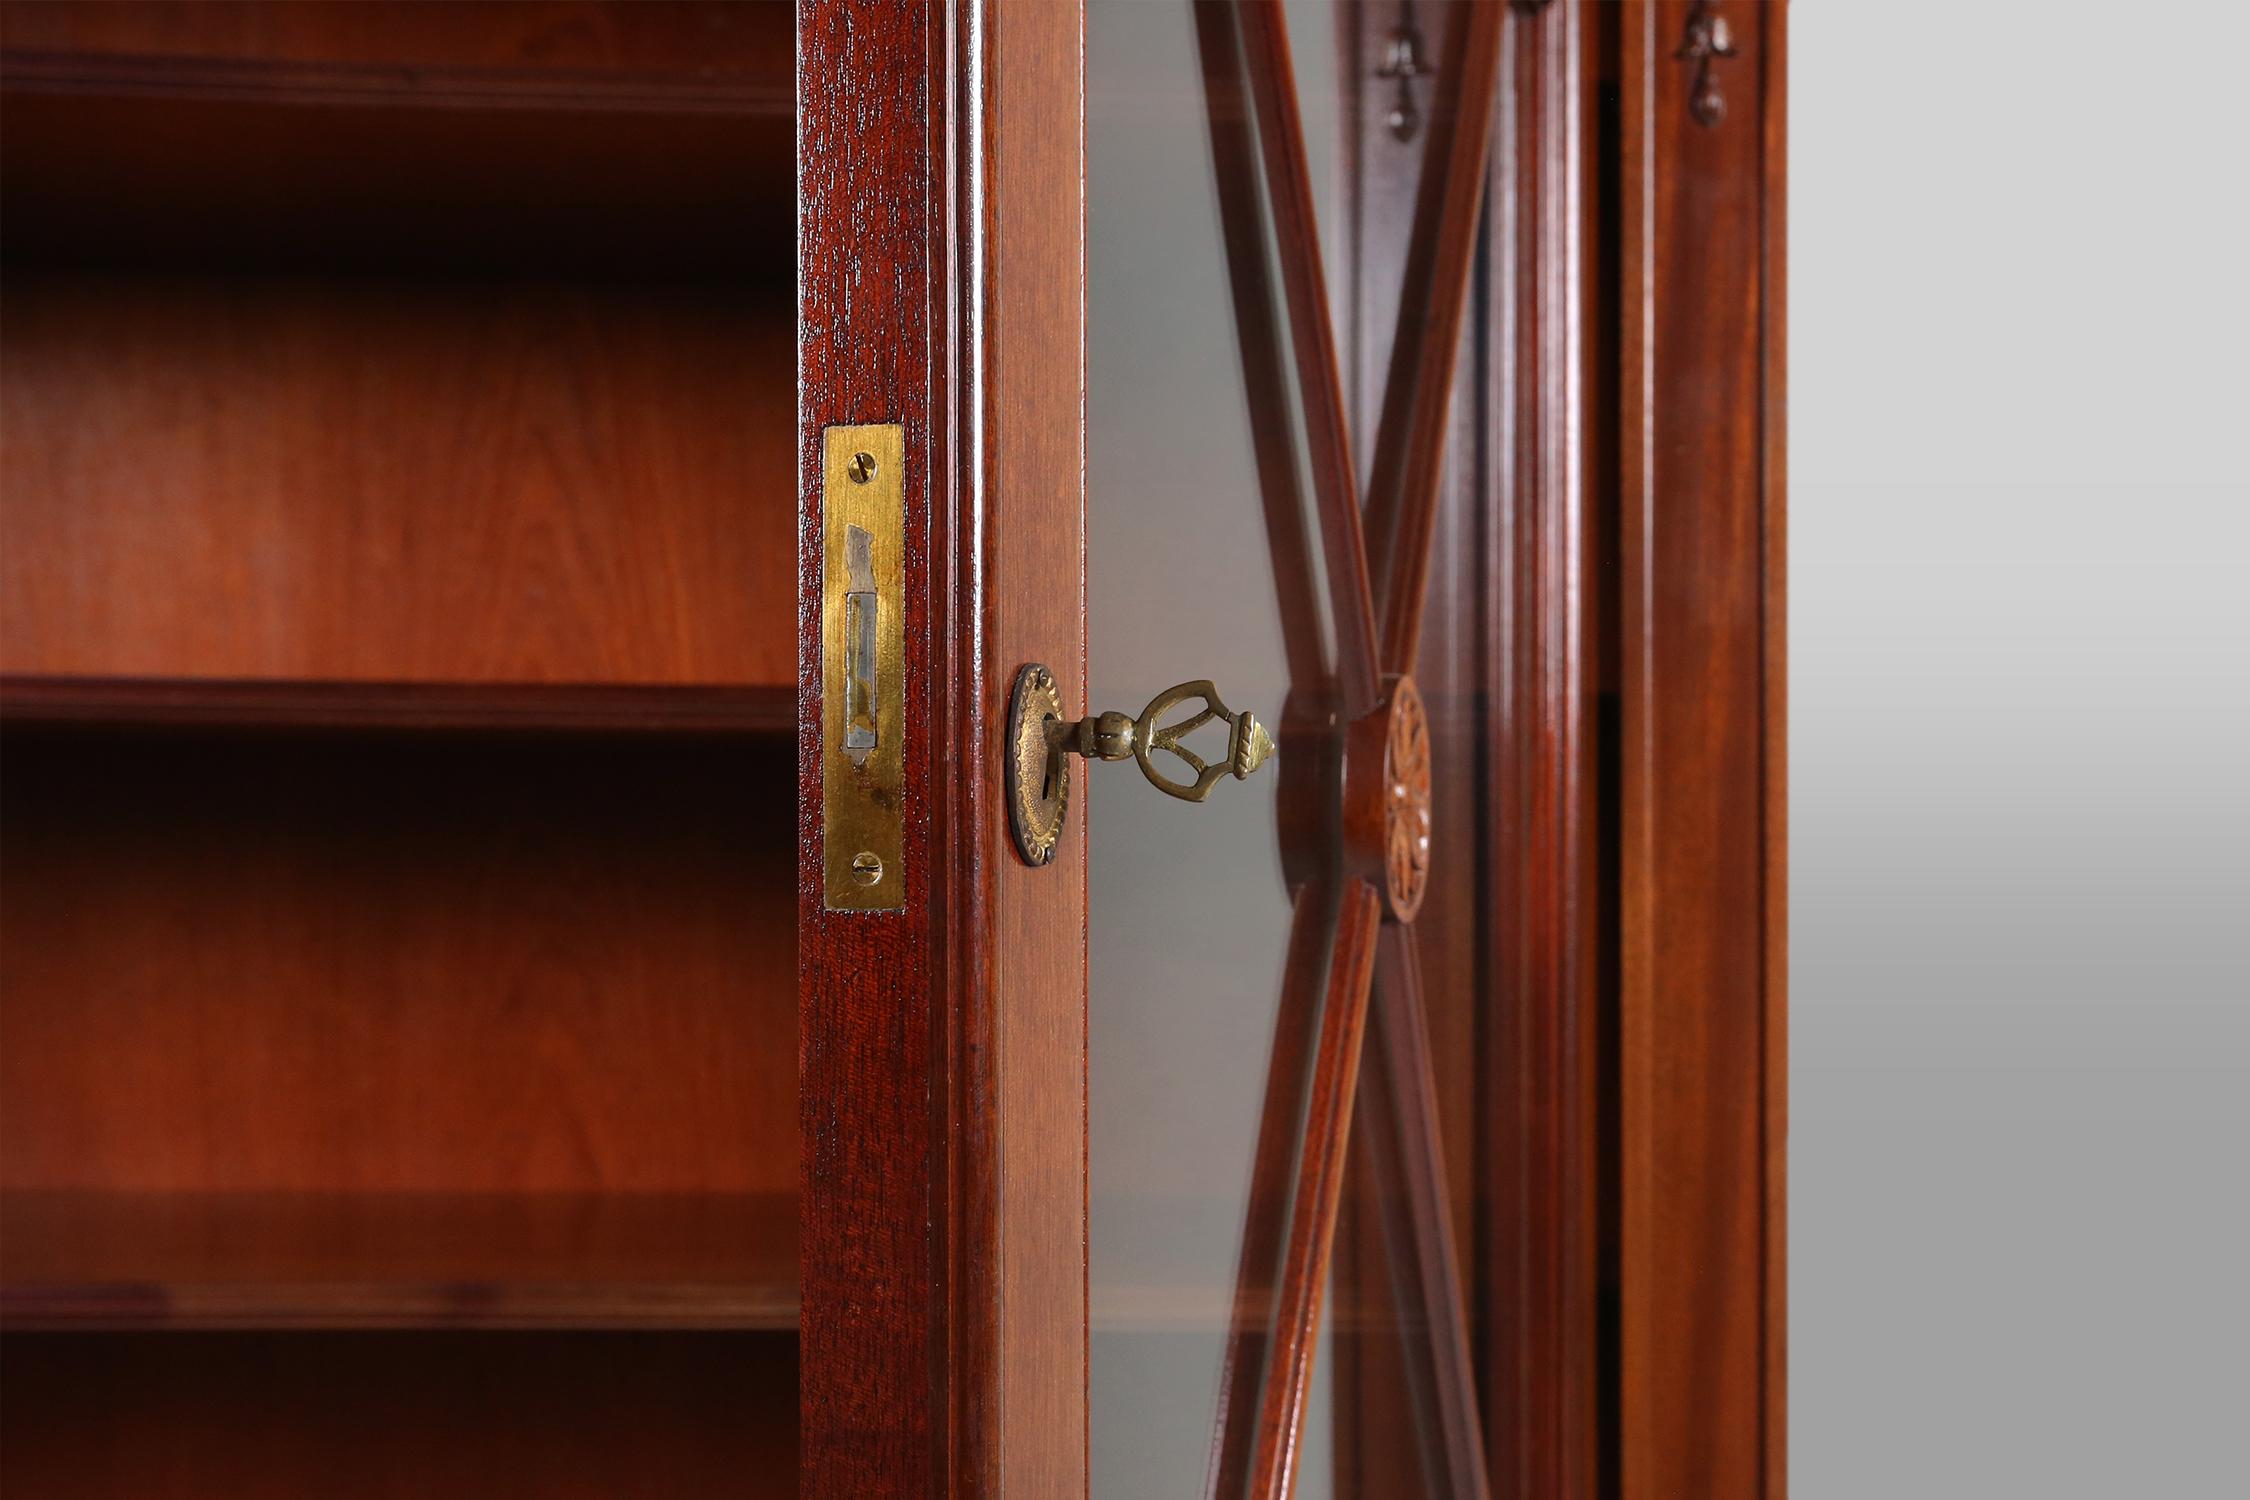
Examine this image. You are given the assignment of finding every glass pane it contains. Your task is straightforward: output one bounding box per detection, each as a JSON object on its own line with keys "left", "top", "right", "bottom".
{"left": 1087, "top": 1, "right": 1337, "bottom": 1495}
{"left": 1089, "top": 2, "right": 1471, "bottom": 1495}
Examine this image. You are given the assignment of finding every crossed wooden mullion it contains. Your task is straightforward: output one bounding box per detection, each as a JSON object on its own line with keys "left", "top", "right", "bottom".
{"left": 1195, "top": 2, "right": 1509, "bottom": 1497}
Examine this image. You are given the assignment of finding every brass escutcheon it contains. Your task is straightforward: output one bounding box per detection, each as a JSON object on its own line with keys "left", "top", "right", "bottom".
{"left": 1007, "top": 665, "right": 1275, "bottom": 865}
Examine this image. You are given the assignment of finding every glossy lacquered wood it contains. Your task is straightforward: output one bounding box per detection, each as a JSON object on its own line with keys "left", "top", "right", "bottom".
{"left": 0, "top": 1190, "right": 796, "bottom": 1331}
{"left": 0, "top": 275, "right": 795, "bottom": 687}
{"left": 1616, "top": 4, "right": 1787, "bottom": 1496}
{"left": 952, "top": 4, "right": 1091, "bottom": 1495}
{"left": 1481, "top": 4, "right": 1599, "bottom": 1497}
{"left": 0, "top": 733, "right": 796, "bottom": 1197}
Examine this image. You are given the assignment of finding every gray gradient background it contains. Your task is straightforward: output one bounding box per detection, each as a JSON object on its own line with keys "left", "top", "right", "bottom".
{"left": 1793, "top": 3, "right": 2249, "bottom": 1492}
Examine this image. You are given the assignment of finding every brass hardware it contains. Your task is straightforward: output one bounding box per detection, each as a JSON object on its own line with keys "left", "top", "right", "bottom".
{"left": 1006, "top": 665, "right": 1275, "bottom": 865}
{"left": 822, "top": 423, "right": 905, "bottom": 911}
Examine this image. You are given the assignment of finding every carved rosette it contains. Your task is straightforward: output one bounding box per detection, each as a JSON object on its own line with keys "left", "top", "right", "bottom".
{"left": 1346, "top": 674, "right": 1433, "bottom": 923}
{"left": 1383, "top": 678, "right": 1433, "bottom": 921}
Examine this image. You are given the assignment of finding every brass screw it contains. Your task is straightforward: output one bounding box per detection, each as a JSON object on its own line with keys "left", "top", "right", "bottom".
{"left": 846, "top": 451, "right": 879, "bottom": 484}
{"left": 850, "top": 851, "right": 884, "bottom": 887}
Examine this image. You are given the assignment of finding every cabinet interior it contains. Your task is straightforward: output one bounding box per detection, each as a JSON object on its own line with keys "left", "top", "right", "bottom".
{"left": 0, "top": 4, "right": 799, "bottom": 1490}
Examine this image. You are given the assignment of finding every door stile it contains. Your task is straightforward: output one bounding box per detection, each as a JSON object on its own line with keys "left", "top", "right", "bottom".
{"left": 800, "top": 3, "right": 1089, "bottom": 1497}
{"left": 1615, "top": 3, "right": 1786, "bottom": 1497}
{"left": 951, "top": 2, "right": 1090, "bottom": 1497}
{"left": 1482, "top": 3, "right": 1600, "bottom": 1498}
{"left": 800, "top": 2, "right": 947, "bottom": 1495}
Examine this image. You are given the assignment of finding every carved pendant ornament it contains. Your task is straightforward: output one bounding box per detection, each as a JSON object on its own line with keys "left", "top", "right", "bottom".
{"left": 1674, "top": 0, "right": 1740, "bottom": 127}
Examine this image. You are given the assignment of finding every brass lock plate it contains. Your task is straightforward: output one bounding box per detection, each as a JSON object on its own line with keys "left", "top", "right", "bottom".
{"left": 822, "top": 423, "right": 905, "bottom": 910}
{"left": 1007, "top": 663, "right": 1069, "bottom": 867}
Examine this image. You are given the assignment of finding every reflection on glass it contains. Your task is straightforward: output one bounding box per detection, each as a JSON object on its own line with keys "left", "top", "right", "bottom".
{"left": 1088, "top": 1, "right": 1351, "bottom": 1495}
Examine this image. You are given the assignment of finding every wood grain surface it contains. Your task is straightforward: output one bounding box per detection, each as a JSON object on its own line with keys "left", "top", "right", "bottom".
{"left": 1617, "top": 4, "right": 1786, "bottom": 1496}
{"left": 957, "top": 2, "right": 1091, "bottom": 1495}
{"left": 0, "top": 731, "right": 796, "bottom": 1195}
{"left": 0, "top": 1189, "right": 797, "bottom": 1331}
{"left": 0, "top": 273, "right": 796, "bottom": 687}
{"left": 795, "top": 2, "right": 942, "bottom": 1495}
{"left": 1481, "top": 4, "right": 1600, "bottom": 1497}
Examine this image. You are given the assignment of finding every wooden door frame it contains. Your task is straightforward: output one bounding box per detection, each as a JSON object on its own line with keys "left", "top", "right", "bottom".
{"left": 798, "top": 2, "right": 1786, "bottom": 1497}
{"left": 799, "top": 2, "right": 1087, "bottom": 1497}
{"left": 1612, "top": 3, "right": 1787, "bottom": 1497}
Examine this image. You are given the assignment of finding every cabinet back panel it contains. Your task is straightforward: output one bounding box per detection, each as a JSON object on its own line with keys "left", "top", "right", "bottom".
{"left": 0, "top": 272, "right": 794, "bottom": 685}
{"left": 0, "top": 1331, "right": 794, "bottom": 1499}
{"left": 0, "top": 731, "right": 795, "bottom": 1192}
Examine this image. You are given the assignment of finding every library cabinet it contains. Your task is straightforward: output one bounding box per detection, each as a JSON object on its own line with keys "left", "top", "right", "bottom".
{"left": 0, "top": 3, "right": 1783, "bottom": 1498}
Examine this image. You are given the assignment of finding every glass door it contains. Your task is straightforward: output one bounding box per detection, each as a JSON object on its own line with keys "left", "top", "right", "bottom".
{"left": 1081, "top": 2, "right": 1507, "bottom": 1496}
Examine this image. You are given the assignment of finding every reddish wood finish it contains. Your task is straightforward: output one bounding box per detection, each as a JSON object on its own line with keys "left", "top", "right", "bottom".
{"left": 1206, "top": 879, "right": 1342, "bottom": 1497}
{"left": 1193, "top": 0, "right": 1329, "bottom": 695}
{"left": 1237, "top": 0, "right": 1380, "bottom": 719}
{"left": 0, "top": 1190, "right": 795, "bottom": 1331}
{"left": 796, "top": 0, "right": 941, "bottom": 1492}
{"left": 0, "top": 1331, "right": 795, "bottom": 1499}
{"left": 1362, "top": 0, "right": 1504, "bottom": 677}
{"left": 0, "top": 2, "right": 789, "bottom": 79}
{"left": 1362, "top": 929, "right": 1493, "bottom": 1500}
{"left": 800, "top": 1, "right": 1089, "bottom": 1493}
{"left": 950, "top": 4, "right": 1090, "bottom": 1496}
{"left": 0, "top": 275, "right": 793, "bottom": 687}
{"left": 1211, "top": 878, "right": 1385, "bottom": 1500}
{"left": 1762, "top": 13, "right": 1790, "bottom": 1493}
{"left": 1480, "top": 4, "right": 1601, "bottom": 1498}
{"left": 0, "top": 677, "right": 794, "bottom": 733}
{"left": 0, "top": 732, "right": 795, "bottom": 1196}
{"left": 1616, "top": 4, "right": 1786, "bottom": 1497}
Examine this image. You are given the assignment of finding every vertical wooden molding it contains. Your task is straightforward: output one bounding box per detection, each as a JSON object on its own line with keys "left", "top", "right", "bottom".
{"left": 1616, "top": 2, "right": 1784, "bottom": 1497}
{"left": 799, "top": 3, "right": 942, "bottom": 1495}
{"left": 1482, "top": 2, "right": 1598, "bottom": 1497}
{"left": 954, "top": 1, "right": 1090, "bottom": 1496}
{"left": 1760, "top": 6, "right": 1790, "bottom": 1495}
{"left": 804, "top": 3, "right": 1087, "bottom": 1495}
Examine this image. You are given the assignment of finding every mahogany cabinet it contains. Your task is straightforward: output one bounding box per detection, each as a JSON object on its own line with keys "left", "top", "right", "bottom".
{"left": 0, "top": 3, "right": 1782, "bottom": 1497}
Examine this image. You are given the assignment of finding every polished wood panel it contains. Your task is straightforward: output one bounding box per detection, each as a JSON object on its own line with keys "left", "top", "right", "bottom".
{"left": 0, "top": 677, "right": 794, "bottom": 733}
{"left": 0, "top": 1190, "right": 796, "bottom": 1330}
{"left": 1481, "top": 4, "right": 1601, "bottom": 1498}
{"left": 1616, "top": 4, "right": 1785, "bottom": 1496}
{"left": 0, "top": 273, "right": 795, "bottom": 687}
{"left": 796, "top": 3, "right": 942, "bottom": 1495}
{"left": 0, "top": 732, "right": 796, "bottom": 1195}
{"left": 0, "top": 1331, "right": 794, "bottom": 1499}
{"left": 962, "top": 4, "right": 1091, "bottom": 1496}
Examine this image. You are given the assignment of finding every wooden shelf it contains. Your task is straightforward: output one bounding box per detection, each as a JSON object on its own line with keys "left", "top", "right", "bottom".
{"left": 0, "top": 1191, "right": 798, "bottom": 1332}
{"left": 0, "top": 676, "right": 795, "bottom": 734}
